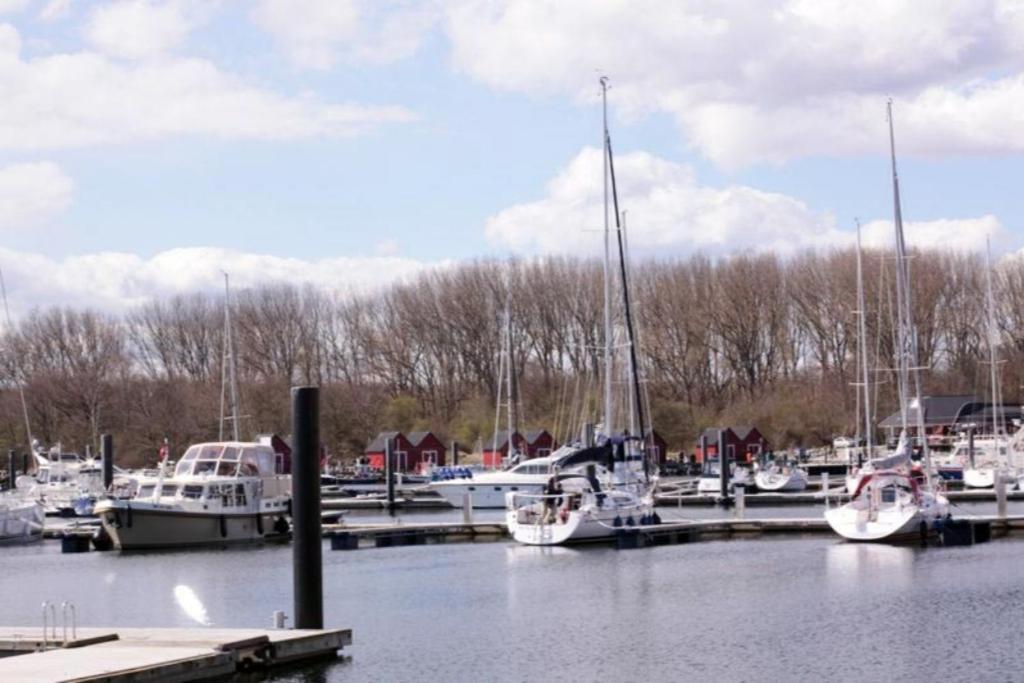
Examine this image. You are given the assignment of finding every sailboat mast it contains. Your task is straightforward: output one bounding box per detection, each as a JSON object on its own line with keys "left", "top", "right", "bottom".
{"left": 985, "top": 238, "right": 1004, "bottom": 437}
{"left": 0, "top": 268, "right": 34, "bottom": 457}
{"left": 604, "top": 87, "right": 649, "bottom": 476}
{"left": 888, "top": 100, "right": 931, "bottom": 482}
{"left": 505, "top": 298, "right": 518, "bottom": 456}
{"left": 224, "top": 273, "right": 240, "bottom": 442}
{"left": 855, "top": 221, "right": 873, "bottom": 456}
{"left": 600, "top": 77, "right": 614, "bottom": 439}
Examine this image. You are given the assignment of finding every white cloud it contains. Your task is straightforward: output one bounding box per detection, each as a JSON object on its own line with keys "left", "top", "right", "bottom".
{"left": 860, "top": 215, "right": 1005, "bottom": 253}
{"left": 0, "top": 0, "right": 28, "bottom": 15}
{"left": 0, "top": 246, "right": 445, "bottom": 314}
{"left": 443, "top": 0, "right": 1024, "bottom": 167}
{"left": 0, "top": 162, "right": 74, "bottom": 230}
{"left": 484, "top": 147, "right": 1004, "bottom": 256}
{"left": 84, "top": 1, "right": 194, "bottom": 60}
{"left": 252, "top": 0, "right": 436, "bottom": 70}
{"left": 0, "top": 23, "right": 416, "bottom": 150}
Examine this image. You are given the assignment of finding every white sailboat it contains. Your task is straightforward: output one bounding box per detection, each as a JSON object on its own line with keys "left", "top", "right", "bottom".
{"left": 506, "top": 77, "right": 654, "bottom": 545}
{"left": 826, "top": 101, "right": 948, "bottom": 542}
{"left": 963, "top": 240, "right": 1015, "bottom": 490}
{"left": 754, "top": 461, "right": 808, "bottom": 492}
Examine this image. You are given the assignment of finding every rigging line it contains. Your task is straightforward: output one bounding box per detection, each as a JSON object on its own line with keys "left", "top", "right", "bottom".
{"left": 0, "top": 267, "right": 34, "bottom": 458}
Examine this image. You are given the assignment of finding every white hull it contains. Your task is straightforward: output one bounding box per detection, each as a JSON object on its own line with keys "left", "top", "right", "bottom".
{"left": 95, "top": 501, "right": 286, "bottom": 550}
{"left": 433, "top": 481, "right": 546, "bottom": 508}
{"left": 506, "top": 501, "right": 646, "bottom": 545}
{"left": 754, "top": 469, "right": 808, "bottom": 492}
{"left": 963, "top": 467, "right": 1016, "bottom": 490}
{"left": 0, "top": 497, "right": 44, "bottom": 544}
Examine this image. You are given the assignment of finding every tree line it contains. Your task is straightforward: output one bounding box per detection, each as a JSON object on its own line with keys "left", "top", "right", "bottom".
{"left": 1, "top": 248, "right": 1020, "bottom": 466}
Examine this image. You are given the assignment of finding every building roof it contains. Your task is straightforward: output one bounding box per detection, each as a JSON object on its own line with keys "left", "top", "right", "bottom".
{"left": 407, "top": 431, "right": 439, "bottom": 447}
{"left": 484, "top": 430, "right": 523, "bottom": 450}
{"left": 366, "top": 431, "right": 402, "bottom": 452}
{"left": 878, "top": 395, "right": 987, "bottom": 429}
{"left": 524, "top": 429, "right": 551, "bottom": 444}
{"left": 697, "top": 427, "right": 735, "bottom": 444}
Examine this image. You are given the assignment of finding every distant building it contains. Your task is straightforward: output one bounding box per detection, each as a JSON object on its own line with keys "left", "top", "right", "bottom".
{"left": 256, "top": 433, "right": 293, "bottom": 474}
{"left": 407, "top": 431, "right": 446, "bottom": 470}
{"left": 364, "top": 431, "right": 415, "bottom": 472}
{"left": 482, "top": 430, "right": 527, "bottom": 468}
{"left": 878, "top": 395, "right": 1022, "bottom": 447}
{"left": 694, "top": 426, "right": 769, "bottom": 464}
{"left": 524, "top": 430, "right": 557, "bottom": 458}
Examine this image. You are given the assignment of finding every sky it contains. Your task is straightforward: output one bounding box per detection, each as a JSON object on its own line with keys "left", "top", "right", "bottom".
{"left": 1, "top": 0, "right": 1023, "bottom": 313}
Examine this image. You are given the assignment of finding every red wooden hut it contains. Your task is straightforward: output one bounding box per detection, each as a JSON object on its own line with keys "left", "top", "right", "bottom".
{"left": 694, "top": 426, "right": 769, "bottom": 464}
{"left": 365, "top": 431, "right": 415, "bottom": 472}
{"left": 481, "top": 430, "right": 526, "bottom": 468}
{"left": 524, "top": 430, "right": 557, "bottom": 458}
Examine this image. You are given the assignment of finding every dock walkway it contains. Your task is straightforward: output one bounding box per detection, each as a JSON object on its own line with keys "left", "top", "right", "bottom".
{"left": 0, "top": 626, "right": 351, "bottom": 682}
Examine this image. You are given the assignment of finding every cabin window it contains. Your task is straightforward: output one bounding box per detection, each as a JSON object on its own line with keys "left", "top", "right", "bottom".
{"left": 138, "top": 484, "right": 156, "bottom": 498}
{"left": 159, "top": 485, "right": 179, "bottom": 498}
{"left": 182, "top": 485, "right": 204, "bottom": 499}
{"left": 194, "top": 460, "right": 217, "bottom": 475}
{"left": 174, "top": 461, "right": 190, "bottom": 477}
{"left": 181, "top": 446, "right": 200, "bottom": 461}
{"left": 235, "top": 484, "right": 247, "bottom": 506}
{"left": 198, "top": 445, "right": 222, "bottom": 460}
{"left": 216, "top": 461, "right": 238, "bottom": 476}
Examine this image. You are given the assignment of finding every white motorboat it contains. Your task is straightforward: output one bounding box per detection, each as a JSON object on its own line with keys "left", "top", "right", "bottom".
{"left": 505, "top": 466, "right": 653, "bottom": 545}
{"left": 958, "top": 436, "right": 1014, "bottom": 489}
{"left": 754, "top": 463, "right": 808, "bottom": 492}
{"left": 17, "top": 449, "right": 105, "bottom": 516}
{"left": 429, "top": 453, "right": 566, "bottom": 508}
{"left": 0, "top": 492, "right": 44, "bottom": 544}
{"left": 94, "top": 441, "right": 291, "bottom": 550}
{"left": 825, "top": 470, "right": 948, "bottom": 542}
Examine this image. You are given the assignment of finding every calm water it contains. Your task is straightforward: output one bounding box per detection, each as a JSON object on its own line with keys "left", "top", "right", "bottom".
{"left": 3, "top": 507, "right": 1024, "bottom": 681}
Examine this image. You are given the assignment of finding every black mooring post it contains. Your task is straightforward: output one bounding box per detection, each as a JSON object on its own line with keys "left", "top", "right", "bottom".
{"left": 451, "top": 441, "right": 458, "bottom": 467}
{"left": 699, "top": 434, "right": 708, "bottom": 479}
{"left": 7, "top": 449, "right": 14, "bottom": 490}
{"left": 718, "top": 431, "right": 729, "bottom": 501}
{"left": 968, "top": 426, "right": 975, "bottom": 469}
{"left": 291, "top": 386, "right": 323, "bottom": 630}
{"left": 101, "top": 434, "right": 113, "bottom": 490}
{"left": 384, "top": 437, "right": 396, "bottom": 511}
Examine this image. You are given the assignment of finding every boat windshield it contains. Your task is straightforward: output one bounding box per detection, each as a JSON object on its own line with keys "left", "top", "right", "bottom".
{"left": 509, "top": 462, "right": 550, "bottom": 475}
{"left": 175, "top": 444, "right": 277, "bottom": 478}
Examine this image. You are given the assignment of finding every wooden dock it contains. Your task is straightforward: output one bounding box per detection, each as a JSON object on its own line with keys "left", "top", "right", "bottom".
{"left": 0, "top": 626, "right": 351, "bottom": 682}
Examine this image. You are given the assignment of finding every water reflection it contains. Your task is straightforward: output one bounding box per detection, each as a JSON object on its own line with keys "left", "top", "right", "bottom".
{"left": 825, "top": 542, "right": 915, "bottom": 590}
{"left": 173, "top": 584, "right": 211, "bottom": 625}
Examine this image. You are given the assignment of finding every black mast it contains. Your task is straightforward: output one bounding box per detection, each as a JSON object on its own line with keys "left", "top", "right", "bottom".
{"left": 604, "top": 124, "right": 649, "bottom": 478}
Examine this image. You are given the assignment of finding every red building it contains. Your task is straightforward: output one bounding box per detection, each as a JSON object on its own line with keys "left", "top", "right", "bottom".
{"left": 365, "top": 431, "right": 413, "bottom": 471}
{"left": 524, "top": 430, "right": 558, "bottom": 458}
{"left": 482, "top": 430, "right": 527, "bottom": 468}
{"left": 407, "top": 431, "right": 446, "bottom": 471}
{"left": 694, "top": 426, "right": 769, "bottom": 464}
{"left": 365, "top": 431, "right": 447, "bottom": 472}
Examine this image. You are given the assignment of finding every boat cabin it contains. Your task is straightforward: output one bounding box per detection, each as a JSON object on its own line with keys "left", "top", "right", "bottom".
{"left": 173, "top": 442, "right": 279, "bottom": 479}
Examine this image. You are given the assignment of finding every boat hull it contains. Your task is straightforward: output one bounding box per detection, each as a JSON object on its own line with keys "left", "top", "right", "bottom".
{"left": 754, "top": 471, "right": 808, "bottom": 492}
{"left": 432, "top": 481, "right": 546, "bottom": 508}
{"left": 95, "top": 502, "right": 286, "bottom": 550}
{"left": 0, "top": 499, "right": 44, "bottom": 544}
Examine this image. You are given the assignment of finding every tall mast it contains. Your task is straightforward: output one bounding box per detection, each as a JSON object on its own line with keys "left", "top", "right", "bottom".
{"left": 985, "top": 238, "right": 1004, "bottom": 437}
{"left": 855, "top": 221, "right": 873, "bottom": 457}
{"left": 505, "top": 296, "right": 518, "bottom": 457}
{"left": 888, "top": 100, "right": 931, "bottom": 482}
{"left": 0, "top": 268, "right": 34, "bottom": 457}
{"left": 600, "top": 77, "right": 614, "bottom": 440}
{"left": 604, "top": 81, "right": 649, "bottom": 477}
{"left": 222, "top": 272, "right": 240, "bottom": 442}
